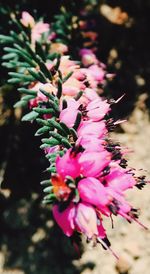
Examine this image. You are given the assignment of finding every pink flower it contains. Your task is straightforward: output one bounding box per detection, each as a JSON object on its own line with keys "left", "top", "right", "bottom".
{"left": 79, "top": 88, "right": 99, "bottom": 106}
{"left": 88, "top": 65, "right": 105, "bottom": 82}
{"left": 79, "top": 150, "right": 111, "bottom": 177}
{"left": 52, "top": 203, "right": 75, "bottom": 236}
{"left": 56, "top": 149, "right": 81, "bottom": 179}
{"left": 29, "top": 83, "right": 57, "bottom": 108}
{"left": 105, "top": 166, "right": 136, "bottom": 192}
{"left": 80, "top": 49, "right": 98, "bottom": 66}
{"left": 76, "top": 136, "right": 105, "bottom": 152}
{"left": 32, "top": 22, "right": 50, "bottom": 43}
{"left": 21, "top": 12, "right": 35, "bottom": 28}
{"left": 50, "top": 43, "right": 68, "bottom": 54}
{"left": 78, "top": 177, "right": 109, "bottom": 207}
{"left": 86, "top": 98, "right": 110, "bottom": 121}
{"left": 75, "top": 202, "right": 98, "bottom": 239}
{"left": 59, "top": 56, "right": 79, "bottom": 76}
{"left": 59, "top": 98, "right": 80, "bottom": 128}
{"left": 63, "top": 77, "right": 86, "bottom": 96}
{"left": 107, "top": 188, "right": 131, "bottom": 219}
{"left": 78, "top": 120, "right": 107, "bottom": 139}
{"left": 44, "top": 145, "right": 59, "bottom": 155}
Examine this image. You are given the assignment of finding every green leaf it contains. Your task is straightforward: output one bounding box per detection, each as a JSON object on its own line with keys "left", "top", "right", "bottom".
{"left": 14, "top": 100, "right": 28, "bottom": 108}
{"left": 46, "top": 167, "right": 56, "bottom": 173}
{"left": 36, "top": 118, "right": 50, "bottom": 126}
{"left": 41, "top": 138, "right": 60, "bottom": 146}
{"left": 8, "top": 78, "right": 23, "bottom": 84}
{"left": 54, "top": 53, "right": 61, "bottom": 70}
{"left": 8, "top": 72, "right": 34, "bottom": 81}
{"left": 35, "top": 55, "right": 52, "bottom": 80}
{"left": 35, "top": 126, "right": 50, "bottom": 136}
{"left": 22, "top": 111, "right": 39, "bottom": 121}
{"left": 33, "top": 107, "right": 55, "bottom": 115}
{"left": 27, "top": 68, "right": 46, "bottom": 83}
{"left": 69, "top": 127, "right": 78, "bottom": 141}
{"left": 61, "top": 138, "right": 72, "bottom": 148}
{"left": 35, "top": 41, "right": 46, "bottom": 62}
{"left": 62, "top": 71, "right": 73, "bottom": 83}
{"left": 73, "top": 112, "right": 82, "bottom": 130}
{"left": 59, "top": 122, "right": 70, "bottom": 134}
{"left": 40, "top": 180, "right": 51, "bottom": 185}
{"left": 43, "top": 186, "right": 53, "bottom": 193}
{"left": 0, "top": 34, "right": 14, "bottom": 43}
{"left": 57, "top": 78, "right": 62, "bottom": 99}
{"left": 48, "top": 119, "right": 67, "bottom": 135}
{"left": 74, "top": 91, "right": 83, "bottom": 101}
{"left": 2, "top": 53, "right": 17, "bottom": 60}
{"left": 22, "top": 95, "right": 35, "bottom": 101}
{"left": 18, "top": 88, "right": 37, "bottom": 96}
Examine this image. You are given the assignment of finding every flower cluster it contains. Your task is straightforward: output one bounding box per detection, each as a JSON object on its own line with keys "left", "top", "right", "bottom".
{"left": 1, "top": 10, "right": 148, "bottom": 255}
{"left": 25, "top": 39, "right": 147, "bottom": 252}
{"left": 20, "top": 12, "right": 148, "bottom": 251}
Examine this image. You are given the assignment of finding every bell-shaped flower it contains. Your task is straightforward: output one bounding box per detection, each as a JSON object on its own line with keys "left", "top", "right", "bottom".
{"left": 79, "top": 150, "right": 111, "bottom": 177}
{"left": 77, "top": 120, "right": 107, "bottom": 139}
{"left": 56, "top": 149, "right": 81, "bottom": 179}
{"left": 52, "top": 203, "right": 75, "bottom": 237}
{"left": 86, "top": 98, "right": 110, "bottom": 121}
{"left": 21, "top": 11, "right": 35, "bottom": 28}
{"left": 75, "top": 202, "right": 98, "bottom": 239}
{"left": 105, "top": 165, "right": 136, "bottom": 192}
{"left": 59, "top": 98, "right": 80, "bottom": 128}
{"left": 78, "top": 177, "right": 109, "bottom": 207}
{"left": 76, "top": 136, "right": 105, "bottom": 152}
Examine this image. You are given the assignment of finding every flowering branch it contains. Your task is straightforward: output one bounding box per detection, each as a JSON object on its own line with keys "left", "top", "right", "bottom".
{"left": 0, "top": 8, "right": 149, "bottom": 256}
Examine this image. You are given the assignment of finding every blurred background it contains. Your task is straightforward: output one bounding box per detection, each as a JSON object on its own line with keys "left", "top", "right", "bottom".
{"left": 0, "top": 1, "right": 150, "bottom": 273}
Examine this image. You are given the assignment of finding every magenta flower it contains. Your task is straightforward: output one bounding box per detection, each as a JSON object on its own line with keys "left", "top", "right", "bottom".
{"left": 52, "top": 203, "right": 75, "bottom": 236}
{"left": 78, "top": 177, "right": 109, "bottom": 207}
{"left": 105, "top": 165, "right": 136, "bottom": 192}
{"left": 79, "top": 150, "right": 111, "bottom": 177}
{"left": 56, "top": 149, "right": 81, "bottom": 179}
{"left": 77, "top": 120, "right": 107, "bottom": 139}
{"left": 77, "top": 136, "right": 105, "bottom": 152}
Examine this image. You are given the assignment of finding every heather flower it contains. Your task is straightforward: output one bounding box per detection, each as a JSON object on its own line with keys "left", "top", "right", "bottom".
{"left": 5, "top": 10, "right": 148, "bottom": 253}
{"left": 29, "top": 83, "right": 57, "bottom": 108}
{"left": 31, "top": 21, "right": 50, "bottom": 44}
{"left": 50, "top": 43, "right": 68, "bottom": 54}
{"left": 86, "top": 97, "right": 110, "bottom": 121}
{"left": 52, "top": 203, "right": 75, "bottom": 236}
{"left": 80, "top": 48, "right": 98, "bottom": 66}
{"left": 62, "top": 77, "right": 86, "bottom": 96}
{"left": 79, "top": 150, "right": 111, "bottom": 177}
{"left": 78, "top": 177, "right": 109, "bottom": 207}
{"left": 76, "top": 136, "right": 105, "bottom": 152}
{"left": 75, "top": 202, "right": 98, "bottom": 239}
{"left": 88, "top": 64, "right": 105, "bottom": 82}
{"left": 105, "top": 165, "right": 136, "bottom": 192}
{"left": 77, "top": 120, "right": 107, "bottom": 138}
{"left": 21, "top": 12, "right": 50, "bottom": 44}
{"left": 21, "top": 11, "right": 35, "bottom": 28}
{"left": 56, "top": 149, "right": 81, "bottom": 179}
{"left": 59, "top": 98, "right": 80, "bottom": 128}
